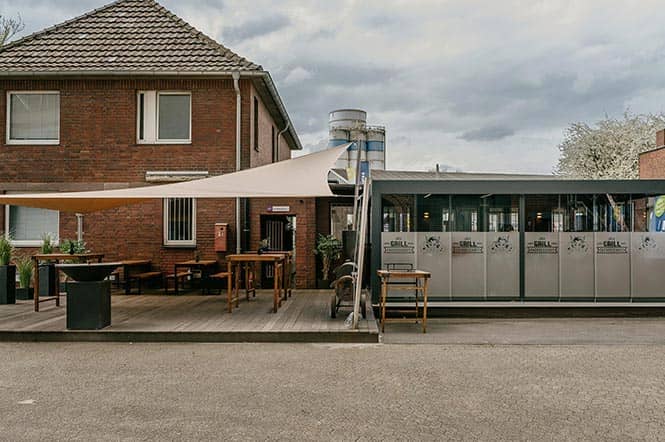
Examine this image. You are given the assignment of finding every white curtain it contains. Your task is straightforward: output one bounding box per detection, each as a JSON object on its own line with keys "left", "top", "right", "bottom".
{"left": 8, "top": 206, "right": 59, "bottom": 241}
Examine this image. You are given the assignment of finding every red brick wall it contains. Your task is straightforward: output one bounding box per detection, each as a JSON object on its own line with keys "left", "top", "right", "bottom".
{"left": 0, "top": 78, "right": 246, "bottom": 183}
{"left": 249, "top": 198, "right": 316, "bottom": 288}
{"left": 0, "top": 77, "right": 314, "bottom": 284}
{"left": 639, "top": 148, "right": 665, "bottom": 179}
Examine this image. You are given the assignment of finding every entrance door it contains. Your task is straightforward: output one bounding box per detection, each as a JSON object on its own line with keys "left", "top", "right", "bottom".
{"left": 260, "top": 215, "right": 296, "bottom": 287}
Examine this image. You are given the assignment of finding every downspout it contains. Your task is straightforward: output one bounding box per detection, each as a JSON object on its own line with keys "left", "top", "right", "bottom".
{"left": 233, "top": 71, "right": 242, "bottom": 254}
{"left": 276, "top": 120, "right": 290, "bottom": 162}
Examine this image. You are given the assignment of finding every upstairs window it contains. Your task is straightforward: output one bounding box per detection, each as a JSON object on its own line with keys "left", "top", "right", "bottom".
{"left": 137, "top": 91, "right": 191, "bottom": 144}
{"left": 6, "top": 91, "right": 60, "bottom": 145}
{"left": 163, "top": 198, "right": 196, "bottom": 247}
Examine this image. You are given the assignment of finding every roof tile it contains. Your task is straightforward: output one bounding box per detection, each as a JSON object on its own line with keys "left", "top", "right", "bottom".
{"left": 0, "top": 0, "right": 262, "bottom": 73}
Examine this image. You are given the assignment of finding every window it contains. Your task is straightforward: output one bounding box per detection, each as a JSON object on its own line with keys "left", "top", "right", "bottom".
{"left": 272, "top": 125, "right": 278, "bottom": 162}
{"left": 6, "top": 91, "right": 60, "bottom": 144}
{"left": 137, "top": 91, "right": 191, "bottom": 144}
{"left": 5, "top": 205, "right": 59, "bottom": 247}
{"left": 253, "top": 97, "right": 259, "bottom": 151}
{"left": 163, "top": 198, "right": 196, "bottom": 246}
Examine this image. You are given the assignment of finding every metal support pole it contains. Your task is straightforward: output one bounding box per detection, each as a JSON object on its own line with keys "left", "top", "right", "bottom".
{"left": 352, "top": 177, "right": 371, "bottom": 329}
{"left": 75, "top": 213, "right": 84, "bottom": 242}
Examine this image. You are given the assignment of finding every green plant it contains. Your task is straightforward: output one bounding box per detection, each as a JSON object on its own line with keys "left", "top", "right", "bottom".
{"left": 40, "top": 233, "right": 54, "bottom": 255}
{"left": 314, "top": 234, "right": 342, "bottom": 281}
{"left": 0, "top": 233, "right": 13, "bottom": 266}
{"left": 15, "top": 256, "right": 33, "bottom": 289}
{"left": 59, "top": 239, "right": 87, "bottom": 255}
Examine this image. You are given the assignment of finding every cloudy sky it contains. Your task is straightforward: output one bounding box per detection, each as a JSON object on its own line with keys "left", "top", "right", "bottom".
{"left": 3, "top": 0, "right": 665, "bottom": 174}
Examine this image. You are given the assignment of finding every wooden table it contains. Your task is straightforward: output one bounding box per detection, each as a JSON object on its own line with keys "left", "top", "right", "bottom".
{"left": 32, "top": 253, "right": 105, "bottom": 312}
{"left": 377, "top": 269, "right": 431, "bottom": 333}
{"left": 119, "top": 259, "right": 152, "bottom": 294}
{"left": 249, "top": 250, "right": 293, "bottom": 301}
{"left": 226, "top": 254, "right": 286, "bottom": 313}
{"left": 173, "top": 260, "right": 218, "bottom": 295}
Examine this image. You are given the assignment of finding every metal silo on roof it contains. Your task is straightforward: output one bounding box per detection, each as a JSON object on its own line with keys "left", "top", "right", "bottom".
{"left": 328, "top": 109, "right": 385, "bottom": 173}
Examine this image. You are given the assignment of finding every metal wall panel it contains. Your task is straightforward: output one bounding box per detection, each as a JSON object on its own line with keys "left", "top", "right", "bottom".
{"left": 451, "top": 233, "right": 485, "bottom": 298}
{"left": 416, "top": 233, "right": 451, "bottom": 299}
{"left": 486, "top": 232, "right": 519, "bottom": 298}
{"left": 595, "top": 232, "right": 630, "bottom": 298}
{"left": 380, "top": 232, "right": 416, "bottom": 297}
{"left": 559, "top": 233, "right": 594, "bottom": 298}
{"left": 525, "top": 232, "right": 559, "bottom": 298}
{"left": 631, "top": 232, "right": 665, "bottom": 298}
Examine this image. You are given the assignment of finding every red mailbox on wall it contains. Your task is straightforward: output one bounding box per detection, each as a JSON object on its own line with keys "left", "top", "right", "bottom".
{"left": 214, "top": 223, "right": 229, "bottom": 252}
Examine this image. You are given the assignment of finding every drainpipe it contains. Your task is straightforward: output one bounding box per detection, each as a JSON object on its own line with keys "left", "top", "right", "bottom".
{"left": 233, "top": 71, "right": 242, "bottom": 254}
{"left": 276, "top": 121, "right": 290, "bottom": 162}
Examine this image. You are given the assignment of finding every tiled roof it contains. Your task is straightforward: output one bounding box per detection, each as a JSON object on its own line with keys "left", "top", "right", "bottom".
{"left": 0, "top": 0, "right": 261, "bottom": 73}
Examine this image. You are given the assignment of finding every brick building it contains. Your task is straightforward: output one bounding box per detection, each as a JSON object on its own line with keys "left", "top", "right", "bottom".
{"left": 0, "top": 0, "right": 323, "bottom": 288}
{"left": 639, "top": 129, "right": 665, "bottom": 179}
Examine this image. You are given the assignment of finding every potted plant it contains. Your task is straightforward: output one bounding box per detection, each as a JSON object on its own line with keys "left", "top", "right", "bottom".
{"left": 314, "top": 234, "right": 342, "bottom": 289}
{"left": 257, "top": 238, "right": 270, "bottom": 255}
{"left": 0, "top": 234, "right": 16, "bottom": 304}
{"left": 38, "top": 233, "right": 57, "bottom": 298}
{"left": 58, "top": 239, "right": 88, "bottom": 291}
{"left": 15, "top": 256, "right": 34, "bottom": 300}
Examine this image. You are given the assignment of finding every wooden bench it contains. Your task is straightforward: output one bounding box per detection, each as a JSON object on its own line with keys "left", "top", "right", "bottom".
{"left": 164, "top": 271, "right": 193, "bottom": 295}
{"left": 206, "top": 271, "right": 230, "bottom": 295}
{"left": 127, "top": 271, "right": 163, "bottom": 295}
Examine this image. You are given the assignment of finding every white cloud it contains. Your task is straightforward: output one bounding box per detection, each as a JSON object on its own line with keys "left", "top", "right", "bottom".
{"left": 5, "top": 0, "right": 665, "bottom": 173}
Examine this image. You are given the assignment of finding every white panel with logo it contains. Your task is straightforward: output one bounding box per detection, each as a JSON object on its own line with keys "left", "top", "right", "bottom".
{"left": 594, "top": 232, "right": 630, "bottom": 298}
{"left": 631, "top": 232, "right": 665, "bottom": 298}
{"left": 486, "top": 232, "right": 519, "bottom": 298}
{"left": 451, "top": 233, "right": 486, "bottom": 298}
{"left": 525, "top": 232, "right": 559, "bottom": 298}
{"left": 559, "top": 233, "right": 594, "bottom": 298}
{"left": 416, "top": 233, "right": 451, "bottom": 299}
{"left": 380, "top": 233, "right": 416, "bottom": 297}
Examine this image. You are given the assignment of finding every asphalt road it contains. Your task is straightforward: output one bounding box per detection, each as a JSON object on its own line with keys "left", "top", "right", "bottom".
{"left": 2, "top": 341, "right": 665, "bottom": 441}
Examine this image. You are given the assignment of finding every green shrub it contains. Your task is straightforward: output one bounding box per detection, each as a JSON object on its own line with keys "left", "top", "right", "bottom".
{"left": 0, "top": 234, "right": 13, "bottom": 266}
{"left": 40, "top": 233, "right": 54, "bottom": 255}
{"left": 314, "top": 234, "right": 342, "bottom": 281}
{"left": 15, "top": 256, "right": 33, "bottom": 288}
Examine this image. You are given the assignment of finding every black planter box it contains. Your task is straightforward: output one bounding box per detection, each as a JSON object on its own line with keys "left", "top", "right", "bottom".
{"left": 0, "top": 265, "right": 16, "bottom": 305}
{"left": 39, "top": 264, "right": 57, "bottom": 297}
{"left": 66, "top": 280, "right": 111, "bottom": 330}
{"left": 16, "top": 287, "right": 34, "bottom": 300}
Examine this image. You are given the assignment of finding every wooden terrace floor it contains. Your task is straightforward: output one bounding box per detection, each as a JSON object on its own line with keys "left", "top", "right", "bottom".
{"left": 0, "top": 290, "right": 379, "bottom": 343}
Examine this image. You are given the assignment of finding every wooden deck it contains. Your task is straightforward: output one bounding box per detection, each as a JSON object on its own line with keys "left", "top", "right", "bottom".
{"left": 0, "top": 290, "right": 379, "bottom": 343}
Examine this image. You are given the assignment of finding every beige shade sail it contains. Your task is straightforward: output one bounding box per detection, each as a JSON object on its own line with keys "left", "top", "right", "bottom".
{"left": 0, "top": 144, "right": 350, "bottom": 213}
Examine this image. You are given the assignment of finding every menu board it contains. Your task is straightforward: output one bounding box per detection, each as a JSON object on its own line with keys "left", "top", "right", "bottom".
{"left": 559, "top": 233, "right": 594, "bottom": 298}
{"left": 451, "top": 232, "right": 485, "bottom": 298}
{"left": 486, "top": 232, "right": 519, "bottom": 298}
{"left": 595, "top": 232, "right": 630, "bottom": 298}
{"left": 416, "top": 233, "right": 451, "bottom": 299}
{"left": 525, "top": 232, "right": 559, "bottom": 298}
{"left": 631, "top": 233, "right": 665, "bottom": 298}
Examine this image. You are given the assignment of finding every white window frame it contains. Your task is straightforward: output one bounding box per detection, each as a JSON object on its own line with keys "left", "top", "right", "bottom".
{"left": 163, "top": 198, "right": 197, "bottom": 247}
{"left": 4, "top": 204, "right": 60, "bottom": 248}
{"left": 137, "top": 91, "right": 192, "bottom": 145}
{"left": 6, "top": 91, "right": 60, "bottom": 145}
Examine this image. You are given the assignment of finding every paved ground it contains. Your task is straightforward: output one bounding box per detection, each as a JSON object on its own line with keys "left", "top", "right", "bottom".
{"left": 2, "top": 340, "right": 665, "bottom": 441}
{"left": 382, "top": 317, "right": 665, "bottom": 344}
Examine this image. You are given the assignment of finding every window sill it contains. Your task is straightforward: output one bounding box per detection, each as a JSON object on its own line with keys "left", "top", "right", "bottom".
{"left": 6, "top": 140, "right": 60, "bottom": 146}
{"left": 11, "top": 241, "right": 60, "bottom": 248}
{"left": 137, "top": 140, "right": 192, "bottom": 146}
{"left": 163, "top": 244, "right": 197, "bottom": 249}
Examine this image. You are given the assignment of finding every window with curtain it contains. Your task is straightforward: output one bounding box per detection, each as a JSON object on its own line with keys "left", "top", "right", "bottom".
{"left": 137, "top": 91, "right": 191, "bottom": 143}
{"left": 163, "top": 198, "right": 196, "bottom": 246}
{"left": 7, "top": 92, "right": 60, "bottom": 144}
{"left": 6, "top": 205, "right": 59, "bottom": 246}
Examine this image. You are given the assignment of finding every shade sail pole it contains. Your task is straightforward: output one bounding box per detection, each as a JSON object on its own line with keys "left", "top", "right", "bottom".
{"left": 352, "top": 176, "right": 370, "bottom": 329}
